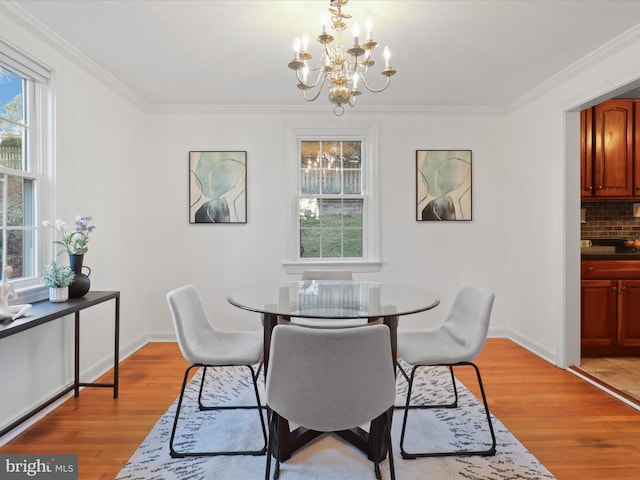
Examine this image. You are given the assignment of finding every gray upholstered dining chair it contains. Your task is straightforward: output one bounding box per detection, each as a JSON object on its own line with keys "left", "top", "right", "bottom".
{"left": 289, "top": 269, "right": 367, "bottom": 328}
{"left": 301, "top": 269, "right": 353, "bottom": 281}
{"left": 166, "top": 284, "right": 267, "bottom": 458}
{"left": 265, "top": 324, "right": 397, "bottom": 480}
{"left": 397, "top": 283, "right": 497, "bottom": 458}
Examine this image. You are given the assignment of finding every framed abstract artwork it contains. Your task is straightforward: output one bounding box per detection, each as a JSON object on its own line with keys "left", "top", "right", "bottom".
{"left": 189, "top": 151, "right": 247, "bottom": 223}
{"left": 416, "top": 150, "right": 472, "bottom": 221}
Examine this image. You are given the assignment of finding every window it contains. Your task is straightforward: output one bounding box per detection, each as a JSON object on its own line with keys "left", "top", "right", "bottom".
{"left": 285, "top": 125, "right": 380, "bottom": 271}
{"left": 0, "top": 43, "right": 52, "bottom": 293}
{"left": 299, "top": 140, "right": 363, "bottom": 258}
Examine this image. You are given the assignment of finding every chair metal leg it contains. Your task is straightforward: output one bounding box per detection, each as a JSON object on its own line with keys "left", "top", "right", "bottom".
{"left": 385, "top": 411, "right": 396, "bottom": 480}
{"left": 170, "top": 363, "right": 268, "bottom": 458}
{"left": 399, "top": 362, "right": 496, "bottom": 459}
{"left": 396, "top": 363, "right": 458, "bottom": 410}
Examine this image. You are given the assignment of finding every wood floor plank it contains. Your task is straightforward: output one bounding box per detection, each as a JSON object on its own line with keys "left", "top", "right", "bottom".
{"left": 1, "top": 339, "right": 640, "bottom": 479}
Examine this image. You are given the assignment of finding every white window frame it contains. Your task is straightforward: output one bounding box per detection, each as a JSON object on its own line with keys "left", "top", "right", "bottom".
{"left": 0, "top": 40, "right": 54, "bottom": 302}
{"left": 283, "top": 122, "right": 381, "bottom": 274}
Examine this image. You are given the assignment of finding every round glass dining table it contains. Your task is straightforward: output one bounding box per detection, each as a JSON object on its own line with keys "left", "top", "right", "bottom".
{"left": 227, "top": 280, "right": 440, "bottom": 462}
{"left": 227, "top": 280, "right": 440, "bottom": 319}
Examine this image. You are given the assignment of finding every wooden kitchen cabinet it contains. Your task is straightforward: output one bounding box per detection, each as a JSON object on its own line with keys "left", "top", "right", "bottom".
{"left": 581, "top": 260, "right": 640, "bottom": 356}
{"left": 618, "top": 280, "right": 640, "bottom": 347}
{"left": 581, "top": 99, "right": 634, "bottom": 198}
{"left": 581, "top": 279, "right": 617, "bottom": 351}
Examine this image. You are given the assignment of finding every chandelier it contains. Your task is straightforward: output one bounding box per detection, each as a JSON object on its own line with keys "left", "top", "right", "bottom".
{"left": 287, "top": 0, "right": 396, "bottom": 116}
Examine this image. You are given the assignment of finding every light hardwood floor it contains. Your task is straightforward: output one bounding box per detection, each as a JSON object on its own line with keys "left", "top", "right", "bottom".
{"left": 575, "top": 357, "right": 640, "bottom": 406}
{"left": 1, "top": 339, "right": 640, "bottom": 480}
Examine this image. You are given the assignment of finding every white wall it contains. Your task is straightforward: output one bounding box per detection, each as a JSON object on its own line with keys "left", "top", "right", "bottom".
{"left": 140, "top": 111, "right": 509, "bottom": 339}
{"left": 0, "top": 7, "right": 148, "bottom": 438}
{"left": 504, "top": 26, "right": 640, "bottom": 367}
{"left": 3, "top": 0, "right": 640, "bottom": 441}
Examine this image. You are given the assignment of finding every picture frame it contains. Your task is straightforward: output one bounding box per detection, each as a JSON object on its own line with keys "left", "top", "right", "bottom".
{"left": 416, "top": 150, "right": 472, "bottom": 221}
{"left": 189, "top": 151, "right": 247, "bottom": 224}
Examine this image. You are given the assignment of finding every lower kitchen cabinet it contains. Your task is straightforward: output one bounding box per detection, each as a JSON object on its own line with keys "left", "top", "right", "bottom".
{"left": 581, "top": 261, "right": 640, "bottom": 356}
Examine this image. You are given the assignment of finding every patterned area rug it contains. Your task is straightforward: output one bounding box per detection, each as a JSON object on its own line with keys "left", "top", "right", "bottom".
{"left": 117, "top": 363, "right": 556, "bottom": 480}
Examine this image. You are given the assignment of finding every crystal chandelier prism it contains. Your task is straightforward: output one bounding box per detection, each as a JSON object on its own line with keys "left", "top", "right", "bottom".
{"left": 287, "top": 0, "right": 397, "bottom": 116}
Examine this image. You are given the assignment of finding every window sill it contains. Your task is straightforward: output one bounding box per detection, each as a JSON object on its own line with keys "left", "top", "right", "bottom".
{"left": 10, "top": 284, "right": 48, "bottom": 304}
{"left": 283, "top": 260, "right": 382, "bottom": 275}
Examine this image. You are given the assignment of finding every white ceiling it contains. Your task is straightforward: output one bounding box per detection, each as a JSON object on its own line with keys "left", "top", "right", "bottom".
{"left": 11, "top": 0, "right": 640, "bottom": 109}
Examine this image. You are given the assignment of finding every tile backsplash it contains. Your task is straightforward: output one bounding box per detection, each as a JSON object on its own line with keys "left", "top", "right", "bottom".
{"left": 581, "top": 201, "right": 640, "bottom": 239}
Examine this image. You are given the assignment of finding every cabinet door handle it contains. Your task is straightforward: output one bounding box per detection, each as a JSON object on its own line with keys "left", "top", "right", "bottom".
{"left": 620, "top": 286, "right": 627, "bottom": 291}
{"left": 613, "top": 286, "right": 618, "bottom": 291}
{"left": 587, "top": 266, "right": 594, "bottom": 272}
{"left": 597, "top": 185, "right": 603, "bottom": 190}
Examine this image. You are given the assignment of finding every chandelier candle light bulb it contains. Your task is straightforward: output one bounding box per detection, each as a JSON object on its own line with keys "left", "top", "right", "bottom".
{"left": 287, "top": 0, "right": 396, "bottom": 116}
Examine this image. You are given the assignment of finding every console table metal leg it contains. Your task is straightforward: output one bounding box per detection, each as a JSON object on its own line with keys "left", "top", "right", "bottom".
{"left": 114, "top": 295, "right": 120, "bottom": 398}
{"left": 74, "top": 311, "right": 81, "bottom": 397}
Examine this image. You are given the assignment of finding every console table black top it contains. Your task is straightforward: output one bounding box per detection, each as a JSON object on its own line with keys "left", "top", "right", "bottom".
{"left": 0, "top": 290, "right": 120, "bottom": 340}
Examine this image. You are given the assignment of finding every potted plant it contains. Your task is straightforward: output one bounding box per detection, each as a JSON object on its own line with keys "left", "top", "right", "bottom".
{"left": 43, "top": 261, "right": 75, "bottom": 303}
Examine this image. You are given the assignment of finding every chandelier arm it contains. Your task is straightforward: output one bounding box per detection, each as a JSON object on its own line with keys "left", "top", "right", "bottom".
{"left": 358, "top": 73, "right": 391, "bottom": 93}
{"left": 296, "top": 68, "right": 326, "bottom": 90}
{"left": 301, "top": 75, "right": 329, "bottom": 102}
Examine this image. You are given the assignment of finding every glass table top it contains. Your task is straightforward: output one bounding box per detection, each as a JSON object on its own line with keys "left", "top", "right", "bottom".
{"left": 227, "top": 280, "right": 440, "bottom": 319}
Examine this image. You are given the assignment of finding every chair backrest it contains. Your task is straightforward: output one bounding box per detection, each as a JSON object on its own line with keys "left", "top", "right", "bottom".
{"left": 266, "top": 324, "right": 396, "bottom": 432}
{"left": 166, "top": 284, "right": 216, "bottom": 363}
{"left": 301, "top": 270, "right": 353, "bottom": 280}
{"left": 442, "top": 284, "right": 495, "bottom": 362}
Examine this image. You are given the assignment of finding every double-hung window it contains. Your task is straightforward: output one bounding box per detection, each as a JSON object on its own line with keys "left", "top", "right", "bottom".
{"left": 0, "top": 43, "right": 51, "bottom": 294}
{"left": 285, "top": 125, "right": 380, "bottom": 271}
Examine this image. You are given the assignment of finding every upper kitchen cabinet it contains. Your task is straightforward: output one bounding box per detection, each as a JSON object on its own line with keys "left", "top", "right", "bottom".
{"left": 581, "top": 99, "right": 634, "bottom": 198}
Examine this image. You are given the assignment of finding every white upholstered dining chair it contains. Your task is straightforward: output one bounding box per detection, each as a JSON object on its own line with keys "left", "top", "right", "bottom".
{"left": 289, "top": 269, "right": 367, "bottom": 328}
{"left": 166, "top": 284, "right": 267, "bottom": 458}
{"left": 397, "top": 283, "right": 497, "bottom": 458}
{"left": 265, "top": 324, "right": 397, "bottom": 480}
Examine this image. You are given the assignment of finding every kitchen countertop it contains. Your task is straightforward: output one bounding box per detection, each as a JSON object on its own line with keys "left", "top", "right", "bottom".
{"left": 581, "top": 239, "right": 640, "bottom": 259}
{"left": 582, "top": 252, "right": 640, "bottom": 260}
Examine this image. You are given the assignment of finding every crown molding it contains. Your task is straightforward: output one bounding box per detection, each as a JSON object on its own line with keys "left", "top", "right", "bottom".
{"left": 506, "top": 22, "right": 640, "bottom": 112}
{"left": 1, "top": 1, "right": 146, "bottom": 109}
{"left": 143, "top": 102, "right": 505, "bottom": 116}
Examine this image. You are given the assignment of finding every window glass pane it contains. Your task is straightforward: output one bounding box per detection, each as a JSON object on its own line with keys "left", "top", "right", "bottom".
{"left": 299, "top": 198, "right": 320, "bottom": 227}
{"left": 301, "top": 141, "right": 320, "bottom": 194}
{"left": 343, "top": 229, "right": 363, "bottom": 257}
{"left": 322, "top": 168, "right": 341, "bottom": 194}
{"left": 300, "top": 228, "right": 320, "bottom": 258}
{"left": 343, "top": 199, "right": 362, "bottom": 227}
{"left": 0, "top": 175, "right": 34, "bottom": 279}
{"left": 321, "top": 229, "right": 342, "bottom": 257}
{"left": 343, "top": 169, "right": 361, "bottom": 194}
{"left": 0, "top": 67, "right": 25, "bottom": 172}
{"left": 0, "top": 128, "right": 23, "bottom": 170}
{"left": 0, "top": 66, "right": 24, "bottom": 123}
{"left": 7, "top": 176, "right": 28, "bottom": 226}
{"left": 320, "top": 199, "right": 343, "bottom": 227}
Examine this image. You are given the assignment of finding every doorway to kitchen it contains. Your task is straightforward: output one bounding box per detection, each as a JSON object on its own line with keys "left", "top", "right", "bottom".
{"left": 574, "top": 90, "right": 640, "bottom": 411}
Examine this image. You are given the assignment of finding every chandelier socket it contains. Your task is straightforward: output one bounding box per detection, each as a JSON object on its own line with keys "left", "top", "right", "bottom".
{"left": 317, "top": 33, "right": 334, "bottom": 45}
{"left": 347, "top": 46, "right": 366, "bottom": 57}
{"left": 362, "top": 40, "right": 378, "bottom": 51}
{"left": 288, "top": 59, "right": 305, "bottom": 70}
{"left": 382, "top": 67, "right": 397, "bottom": 77}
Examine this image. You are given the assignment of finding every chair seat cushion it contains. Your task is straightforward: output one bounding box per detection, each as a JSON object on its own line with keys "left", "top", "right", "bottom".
{"left": 188, "top": 330, "right": 263, "bottom": 366}
{"left": 398, "top": 328, "right": 475, "bottom": 365}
